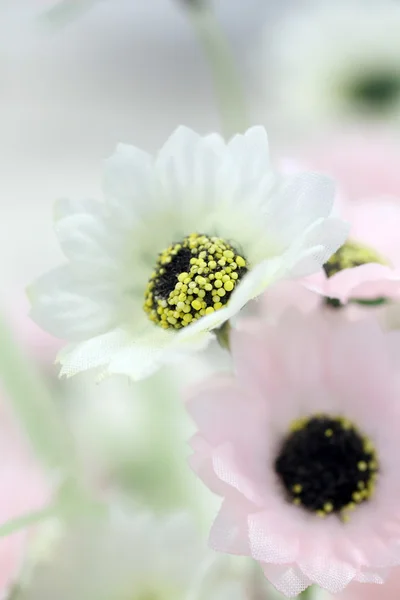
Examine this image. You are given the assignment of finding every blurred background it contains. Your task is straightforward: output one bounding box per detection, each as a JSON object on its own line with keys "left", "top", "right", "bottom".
{"left": 3, "top": 0, "right": 400, "bottom": 293}
{"left": 2, "top": 1, "right": 400, "bottom": 595}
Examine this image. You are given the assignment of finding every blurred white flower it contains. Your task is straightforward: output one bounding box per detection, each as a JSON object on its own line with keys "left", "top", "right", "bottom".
{"left": 17, "top": 508, "right": 246, "bottom": 600}
{"left": 260, "top": 0, "right": 400, "bottom": 136}
{"left": 62, "top": 359, "right": 224, "bottom": 521}
{"left": 28, "top": 125, "right": 347, "bottom": 381}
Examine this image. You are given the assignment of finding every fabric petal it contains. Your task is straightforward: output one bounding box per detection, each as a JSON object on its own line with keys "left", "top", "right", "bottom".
{"left": 209, "top": 497, "right": 253, "bottom": 556}
{"left": 261, "top": 564, "right": 312, "bottom": 598}
{"left": 264, "top": 172, "right": 336, "bottom": 247}
{"left": 28, "top": 266, "right": 117, "bottom": 341}
{"left": 248, "top": 511, "right": 300, "bottom": 564}
{"left": 57, "top": 328, "right": 131, "bottom": 376}
{"left": 156, "top": 125, "right": 225, "bottom": 214}
{"left": 285, "top": 217, "right": 349, "bottom": 278}
{"left": 55, "top": 210, "right": 124, "bottom": 271}
{"left": 225, "top": 126, "right": 271, "bottom": 183}
{"left": 103, "top": 143, "right": 156, "bottom": 220}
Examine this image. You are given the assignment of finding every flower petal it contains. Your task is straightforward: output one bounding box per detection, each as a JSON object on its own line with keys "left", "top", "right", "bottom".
{"left": 261, "top": 564, "right": 312, "bottom": 598}
{"left": 103, "top": 143, "right": 156, "bottom": 220}
{"left": 264, "top": 172, "right": 336, "bottom": 247}
{"left": 28, "top": 266, "right": 117, "bottom": 341}
{"left": 209, "top": 496, "right": 253, "bottom": 555}
{"left": 55, "top": 210, "right": 124, "bottom": 271}
{"left": 285, "top": 216, "right": 350, "bottom": 278}
{"left": 57, "top": 328, "right": 131, "bottom": 376}
{"left": 156, "top": 125, "right": 225, "bottom": 214}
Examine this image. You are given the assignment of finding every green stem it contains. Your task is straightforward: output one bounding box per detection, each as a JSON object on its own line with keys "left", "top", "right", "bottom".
{"left": 0, "top": 504, "right": 57, "bottom": 538}
{"left": 184, "top": 1, "right": 249, "bottom": 138}
{"left": 0, "top": 314, "right": 78, "bottom": 476}
{"left": 0, "top": 483, "right": 108, "bottom": 538}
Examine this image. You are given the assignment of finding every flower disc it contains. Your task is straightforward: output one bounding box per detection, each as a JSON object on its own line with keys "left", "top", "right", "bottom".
{"left": 275, "top": 414, "right": 379, "bottom": 519}
{"left": 143, "top": 233, "right": 248, "bottom": 329}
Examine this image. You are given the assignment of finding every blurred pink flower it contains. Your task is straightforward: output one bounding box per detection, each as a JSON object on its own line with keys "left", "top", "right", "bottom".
{"left": 288, "top": 129, "right": 400, "bottom": 201}
{"left": 252, "top": 280, "right": 368, "bottom": 326}
{"left": 187, "top": 312, "right": 400, "bottom": 597}
{"left": 304, "top": 196, "right": 400, "bottom": 305}
{"left": 0, "top": 399, "right": 51, "bottom": 599}
{"left": 3, "top": 293, "right": 61, "bottom": 367}
{"left": 337, "top": 568, "right": 400, "bottom": 599}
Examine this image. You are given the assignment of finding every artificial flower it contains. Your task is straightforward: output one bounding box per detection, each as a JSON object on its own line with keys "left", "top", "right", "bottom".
{"left": 0, "top": 397, "right": 50, "bottom": 599}
{"left": 260, "top": 0, "right": 400, "bottom": 136}
{"left": 17, "top": 508, "right": 245, "bottom": 600}
{"left": 188, "top": 311, "right": 400, "bottom": 597}
{"left": 28, "top": 126, "right": 346, "bottom": 380}
{"left": 334, "top": 568, "right": 400, "bottom": 599}
{"left": 305, "top": 196, "right": 400, "bottom": 307}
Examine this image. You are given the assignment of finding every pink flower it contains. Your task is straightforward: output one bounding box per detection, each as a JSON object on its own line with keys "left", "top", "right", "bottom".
{"left": 287, "top": 129, "right": 400, "bottom": 202}
{"left": 2, "top": 293, "right": 61, "bottom": 367}
{"left": 337, "top": 568, "right": 400, "bottom": 600}
{"left": 187, "top": 311, "right": 400, "bottom": 597}
{"left": 0, "top": 400, "right": 51, "bottom": 598}
{"left": 255, "top": 280, "right": 369, "bottom": 323}
{"left": 304, "top": 196, "right": 400, "bottom": 306}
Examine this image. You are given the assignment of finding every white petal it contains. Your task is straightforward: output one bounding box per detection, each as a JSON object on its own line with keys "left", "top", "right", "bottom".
{"left": 105, "top": 325, "right": 172, "bottom": 380}
{"left": 225, "top": 126, "right": 271, "bottom": 181}
{"left": 285, "top": 217, "right": 349, "bottom": 278}
{"left": 264, "top": 172, "right": 336, "bottom": 248}
{"left": 58, "top": 328, "right": 131, "bottom": 376}
{"left": 28, "top": 266, "right": 117, "bottom": 341}
{"left": 107, "top": 325, "right": 213, "bottom": 380}
{"left": 103, "top": 143, "right": 157, "bottom": 220}
{"left": 177, "top": 307, "right": 231, "bottom": 339}
{"left": 55, "top": 211, "right": 124, "bottom": 272}
{"left": 229, "top": 257, "right": 285, "bottom": 310}
{"left": 216, "top": 128, "right": 275, "bottom": 217}
{"left": 53, "top": 197, "right": 104, "bottom": 221}
{"left": 106, "top": 344, "right": 166, "bottom": 380}
{"left": 156, "top": 125, "right": 225, "bottom": 214}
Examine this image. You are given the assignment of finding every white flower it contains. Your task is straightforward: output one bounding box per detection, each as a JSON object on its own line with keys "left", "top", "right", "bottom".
{"left": 17, "top": 509, "right": 245, "bottom": 600}
{"left": 28, "top": 126, "right": 347, "bottom": 380}
{"left": 261, "top": 0, "right": 400, "bottom": 134}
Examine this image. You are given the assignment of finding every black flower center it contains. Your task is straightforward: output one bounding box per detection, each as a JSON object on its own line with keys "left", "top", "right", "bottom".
{"left": 143, "top": 233, "right": 248, "bottom": 330}
{"left": 274, "top": 415, "right": 379, "bottom": 519}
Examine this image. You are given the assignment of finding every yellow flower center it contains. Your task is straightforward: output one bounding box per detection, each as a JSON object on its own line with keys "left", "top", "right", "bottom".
{"left": 323, "top": 239, "right": 389, "bottom": 278}
{"left": 143, "top": 233, "right": 248, "bottom": 330}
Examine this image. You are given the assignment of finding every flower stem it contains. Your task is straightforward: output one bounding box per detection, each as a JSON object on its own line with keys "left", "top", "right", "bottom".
{"left": 183, "top": 1, "right": 249, "bottom": 138}
{"left": 0, "top": 504, "right": 57, "bottom": 538}
{"left": 0, "top": 483, "right": 108, "bottom": 538}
